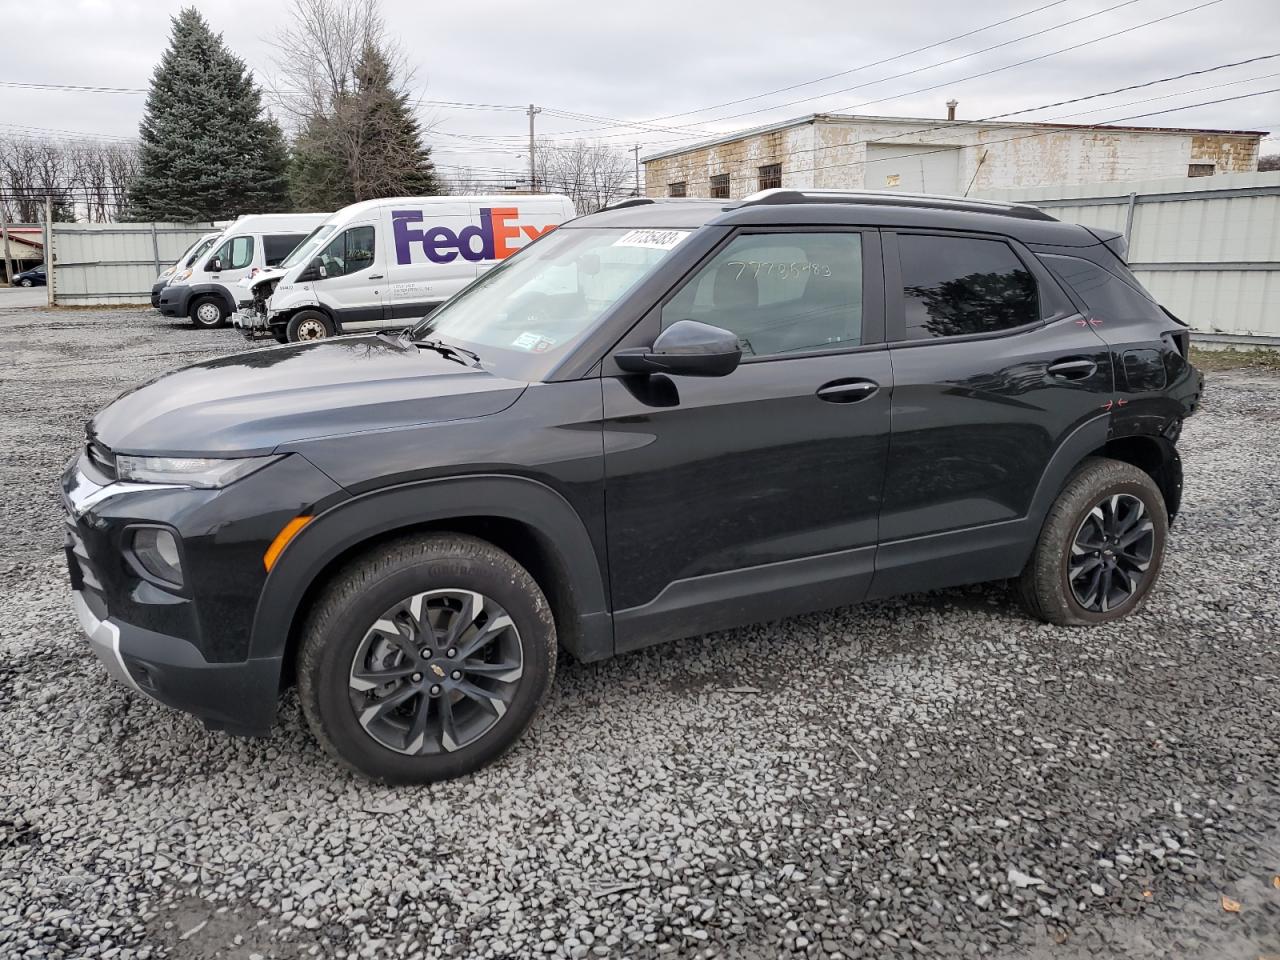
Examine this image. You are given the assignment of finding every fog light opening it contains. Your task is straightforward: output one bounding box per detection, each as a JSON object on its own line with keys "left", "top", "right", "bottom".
{"left": 132, "top": 527, "right": 183, "bottom": 586}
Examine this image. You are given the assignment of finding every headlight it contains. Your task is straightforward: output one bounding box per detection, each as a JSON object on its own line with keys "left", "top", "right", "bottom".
{"left": 131, "top": 527, "right": 183, "bottom": 585}
{"left": 178, "top": 269, "right": 193, "bottom": 281}
{"left": 160, "top": 267, "right": 174, "bottom": 279}
{"left": 116, "top": 454, "right": 280, "bottom": 488}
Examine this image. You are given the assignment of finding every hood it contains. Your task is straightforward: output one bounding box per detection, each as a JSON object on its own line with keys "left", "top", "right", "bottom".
{"left": 90, "top": 335, "right": 527, "bottom": 456}
{"left": 242, "top": 267, "right": 287, "bottom": 292}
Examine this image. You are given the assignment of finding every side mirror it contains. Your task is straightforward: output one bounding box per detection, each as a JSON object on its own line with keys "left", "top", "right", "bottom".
{"left": 298, "top": 259, "right": 327, "bottom": 282}
{"left": 613, "top": 319, "right": 742, "bottom": 377}
{"left": 211, "top": 257, "right": 223, "bottom": 272}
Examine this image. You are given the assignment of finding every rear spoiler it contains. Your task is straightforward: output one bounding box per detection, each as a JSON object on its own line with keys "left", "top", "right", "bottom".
{"left": 1084, "top": 226, "right": 1128, "bottom": 262}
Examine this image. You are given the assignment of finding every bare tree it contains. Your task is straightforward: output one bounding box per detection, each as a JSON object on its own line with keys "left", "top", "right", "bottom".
{"left": 534, "top": 139, "right": 633, "bottom": 214}
{"left": 1259, "top": 153, "right": 1280, "bottom": 172}
{"left": 0, "top": 136, "right": 138, "bottom": 223}
{"left": 271, "top": 0, "right": 439, "bottom": 208}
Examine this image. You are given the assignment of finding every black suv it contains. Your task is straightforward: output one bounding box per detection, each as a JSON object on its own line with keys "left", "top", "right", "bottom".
{"left": 62, "top": 190, "right": 1202, "bottom": 783}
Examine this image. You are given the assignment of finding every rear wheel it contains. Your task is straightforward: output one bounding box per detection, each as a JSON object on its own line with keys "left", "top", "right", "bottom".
{"left": 297, "top": 534, "right": 556, "bottom": 783}
{"left": 190, "top": 296, "right": 227, "bottom": 329}
{"left": 287, "top": 310, "right": 335, "bottom": 342}
{"left": 1018, "top": 457, "right": 1168, "bottom": 625}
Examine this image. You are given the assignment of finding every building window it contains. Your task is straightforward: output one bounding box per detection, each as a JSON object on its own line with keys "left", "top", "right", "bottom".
{"left": 668, "top": 181, "right": 687, "bottom": 198}
{"left": 1187, "top": 163, "right": 1215, "bottom": 177}
{"left": 710, "top": 174, "right": 730, "bottom": 199}
{"left": 758, "top": 163, "right": 782, "bottom": 191}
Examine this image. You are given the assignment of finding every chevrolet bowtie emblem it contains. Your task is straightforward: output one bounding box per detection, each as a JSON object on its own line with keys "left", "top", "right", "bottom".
{"left": 430, "top": 664, "right": 446, "bottom": 678}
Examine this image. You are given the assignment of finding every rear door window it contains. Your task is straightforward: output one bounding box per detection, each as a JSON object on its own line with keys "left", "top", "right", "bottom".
{"left": 897, "top": 234, "right": 1039, "bottom": 340}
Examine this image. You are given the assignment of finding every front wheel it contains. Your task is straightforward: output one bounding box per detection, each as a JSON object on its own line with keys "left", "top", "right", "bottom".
{"left": 190, "top": 296, "right": 227, "bottom": 329}
{"left": 286, "top": 310, "right": 335, "bottom": 342}
{"left": 297, "top": 534, "right": 557, "bottom": 783}
{"left": 18, "top": 279, "right": 33, "bottom": 288}
{"left": 1018, "top": 457, "right": 1168, "bottom": 625}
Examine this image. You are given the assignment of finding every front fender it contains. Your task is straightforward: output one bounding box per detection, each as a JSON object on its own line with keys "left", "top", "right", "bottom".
{"left": 248, "top": 473, "right": 613, "bottom": 665}
{"left": 187, "top": 282, "right": 236, "bottom": 315}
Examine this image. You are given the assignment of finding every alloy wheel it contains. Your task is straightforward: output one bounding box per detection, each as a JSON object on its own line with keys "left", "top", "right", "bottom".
{"left": 348, "top": 589, "right": 524, "bottom": 755}
{"left": 1068, "top": 493, "right": 1155, "bottom": 613}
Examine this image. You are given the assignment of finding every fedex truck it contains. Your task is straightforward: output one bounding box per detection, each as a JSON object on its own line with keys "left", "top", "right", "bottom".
{"left": 234, "top": 195, "right": 577, "bottom": 342}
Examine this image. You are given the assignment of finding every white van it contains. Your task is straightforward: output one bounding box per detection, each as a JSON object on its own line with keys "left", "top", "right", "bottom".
{"left": 149, "top": 231, "right": 222, "bottom": 308}
{"left": 234, "top": 195, "right": 576, "bottom": 342}
{"left": 157, "top": 213, "right": 329, "bottom": 328}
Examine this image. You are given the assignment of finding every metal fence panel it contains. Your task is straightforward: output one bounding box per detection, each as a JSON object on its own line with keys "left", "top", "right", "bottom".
{"left": 974, "top": 172, "right": 1280, "bottom": 342}
{"left": 51, "top": 222, "right": 221, "bottom": 306}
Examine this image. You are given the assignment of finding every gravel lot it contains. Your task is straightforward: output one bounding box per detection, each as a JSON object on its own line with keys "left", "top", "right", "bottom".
{"left": 2, "top": 304, "right": 1278, "bottom": 960}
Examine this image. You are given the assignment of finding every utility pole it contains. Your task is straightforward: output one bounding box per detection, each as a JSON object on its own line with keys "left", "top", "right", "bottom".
{"left": 631, "top": 144, "right": 641, "bottom": 197}
{"left": 526, "top": 104, "right": 541, "bottom": 193}
{"left": 0, "top": 200, "right": 13, "bottom": 287}
{"left": 44, "top": 194, "right": 53, "bottom": 307}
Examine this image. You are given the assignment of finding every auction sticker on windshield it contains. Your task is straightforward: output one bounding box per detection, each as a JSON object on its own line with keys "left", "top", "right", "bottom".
{"left": 511, "top": 332, "right": 556, "bottom": 353}
{"left": 612, "top": 229, "right": 690, "bottom": 250}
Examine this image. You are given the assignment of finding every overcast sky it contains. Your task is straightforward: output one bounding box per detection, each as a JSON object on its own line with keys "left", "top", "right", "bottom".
{"left": 1, "top": 0, "right": 1277, "bottom": 184}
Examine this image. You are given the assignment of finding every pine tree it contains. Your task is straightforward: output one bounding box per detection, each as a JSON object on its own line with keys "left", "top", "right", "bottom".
{"left": 289, "top": 41, "right": 440, "bottom": 210}
{"left": 128, "top": 8, "right": 290, "bottom": 221}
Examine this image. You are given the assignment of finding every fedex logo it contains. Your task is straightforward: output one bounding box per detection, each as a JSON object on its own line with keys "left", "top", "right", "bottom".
{"left": 393, "top": 208, "right": 557, "bottom": 266}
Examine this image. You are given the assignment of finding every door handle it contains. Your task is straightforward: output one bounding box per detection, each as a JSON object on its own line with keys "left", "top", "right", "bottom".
{"left": 816, "top": 379, "right": 879, "bottom": 403}
{"left": 1047, "top": 358, "right": 1097, "bottom": 380}
{"left": 368, "top": 274, "right": 384, "bottom": 280}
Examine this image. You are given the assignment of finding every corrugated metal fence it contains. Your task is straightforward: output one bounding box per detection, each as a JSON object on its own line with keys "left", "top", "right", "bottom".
{"left": 51, "top": 221, "right": 221, "bottom": 306}
{"left": 975, "top": 172, "right": 1280, "bottom": 344}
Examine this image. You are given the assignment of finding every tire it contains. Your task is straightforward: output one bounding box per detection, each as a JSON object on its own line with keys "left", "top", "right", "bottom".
{"left": 190, "top": 296, "right": 227, "bottom": 329}
{"left": 297, "top": 533, "right": 557, "bottom": 783}
{"left": 286, "top": 310, "right": 335, "bottom": 342}
{"left": 1018, "top": 457, "right": 1168, "bottom": 626}
{"left": 271, "top": 328, "right": 290, "bottom": 344}
{"left": 19, "top": 279, "right": 32, "bottom": 287}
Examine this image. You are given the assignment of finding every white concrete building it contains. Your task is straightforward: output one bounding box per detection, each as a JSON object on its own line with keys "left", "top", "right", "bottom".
{"left": 642, "top": 111, "right": 1266, "bottom": 199}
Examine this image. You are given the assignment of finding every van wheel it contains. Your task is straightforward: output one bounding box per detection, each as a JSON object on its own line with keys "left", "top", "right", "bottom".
{"left": 297, "top": 533, "right": 557, "bottom": 783}
{"left": 1018, "top": 457, "right": 1168, "bottom": 625}
{"left": 191, "top": 297, "right": 227, "bottom": 329}
{"left": 272, "top": 328, "right": 290, "bottom": 344}
{"left": 287, "top": 310, "right": 335, "bottom": 342}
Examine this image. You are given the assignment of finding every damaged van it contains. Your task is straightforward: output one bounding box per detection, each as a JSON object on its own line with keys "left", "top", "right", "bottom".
{"left": 234, "top": 195, "right": 576, "bottom": 342}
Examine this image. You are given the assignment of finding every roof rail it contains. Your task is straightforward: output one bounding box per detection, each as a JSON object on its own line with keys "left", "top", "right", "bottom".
{"left": 736, "top": 188, "right": 1056, "bottom": 222}
{"left": 602, "top": 197, "right": 656, "bottom": 210}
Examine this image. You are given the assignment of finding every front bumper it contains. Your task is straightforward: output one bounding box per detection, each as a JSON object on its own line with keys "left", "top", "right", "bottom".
{"left": 157, "top": 286, "right": 189, "bottom": 317}
{"left": 61, "top": 447, "right": 347, "bottom": 736}
{"left": 70, "top": 587, "right": 282, "bottom": 735}
{"left": 150, "top": 281, "right": 167, "bottom": 309}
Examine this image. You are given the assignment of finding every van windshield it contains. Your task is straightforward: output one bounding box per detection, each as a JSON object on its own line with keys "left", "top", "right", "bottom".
{"left": 280, "top": 225, "right": 337, "bottom": 270}
{"left": 184, "top": 236, "right": 216, "bottom": 267}
{"left": 411, "top": 227, "right": 690, "bottom": 377}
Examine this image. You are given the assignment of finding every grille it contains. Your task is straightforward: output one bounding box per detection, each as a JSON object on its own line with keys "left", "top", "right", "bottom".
{"left": 65, "top": 517, "right": 108, "bottom": 620}
{"left": 86, "top": 438, "right": 117, "bottom": 481}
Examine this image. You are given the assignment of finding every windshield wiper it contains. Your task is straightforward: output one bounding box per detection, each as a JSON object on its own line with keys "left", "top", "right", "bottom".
{"left": 414, "top": 337, "right": 481, "bottom": 366}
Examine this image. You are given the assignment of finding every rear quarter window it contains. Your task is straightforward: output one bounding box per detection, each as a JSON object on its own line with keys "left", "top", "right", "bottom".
{"left": 898, "top": 234, "right": 1039, "bottom": 340}
{"left": 1040, "top": 254, "right": 1163, "bottom": 323}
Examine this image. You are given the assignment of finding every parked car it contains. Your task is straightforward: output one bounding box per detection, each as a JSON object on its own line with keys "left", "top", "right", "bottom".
{"left": 62, "top": 189, "right": 1202, "bottom": 783}
{"left": 12, "top": 264, "right": 45, "bottom": 287}
{"left": 233, "top": 195, "right": 576, "bottom": 343}
{"left": 156, "top": 213, "right": 328, "bottom": 328}
{"left": 150, "top": 232, "right": 222, "bottom": 308}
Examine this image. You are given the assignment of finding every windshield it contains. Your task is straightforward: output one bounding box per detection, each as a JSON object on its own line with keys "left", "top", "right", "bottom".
{"left": 280, "top": 224, "right": 337, "bottom": 270}
{"left": 411, "top": 227, "right": 691, "bottom": 377}
{"left": 184, "top": 236, "right": 216, "bottom": 268}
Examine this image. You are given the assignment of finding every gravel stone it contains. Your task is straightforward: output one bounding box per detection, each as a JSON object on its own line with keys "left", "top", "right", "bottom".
{"left": 2, "top": 305, "right": 1280, "bottom": 959}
